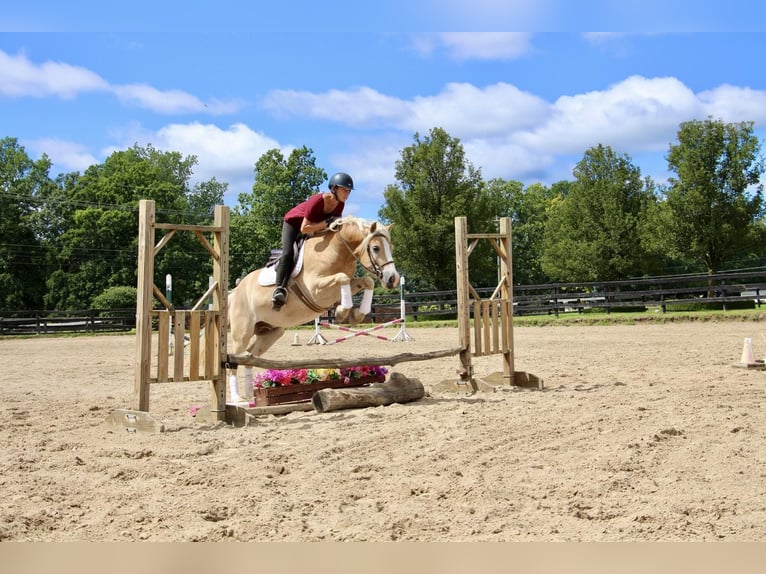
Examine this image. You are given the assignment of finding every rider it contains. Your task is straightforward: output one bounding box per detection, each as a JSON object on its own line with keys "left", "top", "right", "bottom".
{"left": 271, "top": 172, "right": 354, "bottom": 309}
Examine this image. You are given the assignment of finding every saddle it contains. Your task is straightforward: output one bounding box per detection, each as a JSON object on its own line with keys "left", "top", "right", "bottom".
{"left": 258, "top": 236, "right": 307, "bottom": 287}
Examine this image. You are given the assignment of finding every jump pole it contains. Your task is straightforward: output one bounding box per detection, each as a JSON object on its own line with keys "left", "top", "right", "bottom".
{"left": 306, "top": 274, "right": 413, "bottom": 345}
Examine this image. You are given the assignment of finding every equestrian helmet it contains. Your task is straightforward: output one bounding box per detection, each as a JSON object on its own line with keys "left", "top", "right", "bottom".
{"left": 328, "top": 172, "right": 354, "bottom": 190}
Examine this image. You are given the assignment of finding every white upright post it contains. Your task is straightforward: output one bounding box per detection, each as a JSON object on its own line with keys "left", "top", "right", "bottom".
{"left": 166, "top": 274, "right": 174, "bottom": 355}
{"left": 392, "top": 275, "right": 414, "bottom": 342}
{"left": 307, "top": 316, "right": 329, "bottom": 345}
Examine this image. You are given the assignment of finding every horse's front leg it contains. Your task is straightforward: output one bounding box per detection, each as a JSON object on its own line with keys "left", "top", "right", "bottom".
{"left": 314, "top": 273, "right": 374, "bottom": 324}
{"left": 346, "top": 276, "right": 375, "bottom": 324}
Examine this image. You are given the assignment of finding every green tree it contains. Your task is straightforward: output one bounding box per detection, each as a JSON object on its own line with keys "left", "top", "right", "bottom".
{"left": 44, "top": 144, "right": 219, "bottom": 309}
{"left": 0, "top": 137, "right": 54, "bottom": 310}
{"left": 486, "top": 179, "right": 560, "bottom": 285}
{"left": 665, "top": 117, "right": 765, "bottom": 274}
{"left": 541, "top": 144, "right": 653, "bottom": 282}
{"left": 379, "top": 127, "right": 500, "bottom": 291}
{"left": 230, "top": 147, "right": 325, "bottom": 282}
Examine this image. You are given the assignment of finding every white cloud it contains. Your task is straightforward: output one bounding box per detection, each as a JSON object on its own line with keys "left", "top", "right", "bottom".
{"left": 437, "top": 33, "right": 534, "bottom": 61}
{"left": 26, "top": 138, "right": 99, "bottom": 173}
{"left": 413, "top": 32, "right": 534, "bottom": 60}
{"left": 0, "top": 49, "right": 242, "bottom": 114}
{"left": 111, "top": 84, "right": 245, "bottom": 115}
{"left": 263, "top": 87, "right": 408, "bottom": 126}
{"left": 264, "top": 82, "right": 550, "bottom": 136}
{"left": 407, "top": 82, "right": 549, "bottom": 136}
{"left": 262, "top": 73, "right": 766, "bottom": 192}
{"left": 149, "top": 122, "right": 290, "bottom": 192}
{"left": 525, "top": 75, "right": 701, "bottom": 155}
{"left": 698, "top": 84, "right": 766, "bottom": 123}
{"left": 0, "top": 50, "right": 108, "bottom": 98}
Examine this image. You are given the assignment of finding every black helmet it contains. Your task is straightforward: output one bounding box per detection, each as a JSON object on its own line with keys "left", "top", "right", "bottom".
{"left": 328, "top": 172, "right": 354, "bottom": 190}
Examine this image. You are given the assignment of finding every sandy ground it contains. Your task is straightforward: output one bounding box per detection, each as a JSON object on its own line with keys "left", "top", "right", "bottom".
{"left": 1, "top": 320, "right": 765, "bottom": 542}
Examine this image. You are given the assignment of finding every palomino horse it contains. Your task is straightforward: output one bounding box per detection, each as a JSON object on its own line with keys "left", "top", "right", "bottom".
{"left": 226, "top": 216, "right": 400, "bottom": 401}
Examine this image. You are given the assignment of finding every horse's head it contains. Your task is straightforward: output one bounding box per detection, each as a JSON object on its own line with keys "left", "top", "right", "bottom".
{"left": 337, "top": 217, "right": 400, "bottom": 289}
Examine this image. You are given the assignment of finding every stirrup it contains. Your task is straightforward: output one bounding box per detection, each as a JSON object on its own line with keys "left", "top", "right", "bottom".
{"left": 272, "top": 286, "right": 287, "bottom": 308}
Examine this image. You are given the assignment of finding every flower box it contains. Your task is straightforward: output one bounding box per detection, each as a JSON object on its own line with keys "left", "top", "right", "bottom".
{"left": 252, "top": 375, "right": 385, "bottom": 407}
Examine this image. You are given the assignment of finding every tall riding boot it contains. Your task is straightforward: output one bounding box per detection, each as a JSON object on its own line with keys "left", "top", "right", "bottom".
{"left": 272, "top": 257, "right": 291, "bottom": 308}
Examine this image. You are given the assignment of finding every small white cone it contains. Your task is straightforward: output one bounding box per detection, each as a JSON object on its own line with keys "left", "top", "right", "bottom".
{"left": 291, "top": 332, "right": 301, "bottom": 346}
{"left": 740, "top": 337, "right": 756, "bottom": 365}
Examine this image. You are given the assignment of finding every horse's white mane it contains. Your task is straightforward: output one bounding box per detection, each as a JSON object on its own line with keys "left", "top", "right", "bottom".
{"left": 336, "top": 215, "right": 390, "bottom": 244}
{"left": 340, "top": 215, "right": 369, "bottom": 231}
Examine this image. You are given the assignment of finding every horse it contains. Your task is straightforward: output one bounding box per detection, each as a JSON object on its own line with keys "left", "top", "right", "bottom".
{"left": 226, "top": 216, "right": 400, "bottom": 401}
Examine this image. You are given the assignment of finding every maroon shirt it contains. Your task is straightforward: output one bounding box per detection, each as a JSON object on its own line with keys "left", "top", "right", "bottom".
{"left": 284, "top": 193, "right": 344, "bottom": 228}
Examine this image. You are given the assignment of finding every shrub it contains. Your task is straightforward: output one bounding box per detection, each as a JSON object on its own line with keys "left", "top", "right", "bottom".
{"left": 92, "top": 286, "right": 137, "bottom": 313}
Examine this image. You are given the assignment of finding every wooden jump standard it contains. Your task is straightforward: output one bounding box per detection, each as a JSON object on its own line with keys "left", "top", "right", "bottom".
{"left": 433, "top": 216, "right": 540, "bottom": 393}
{"left": 107, "top": 199, "right": 230, "bottom": 432}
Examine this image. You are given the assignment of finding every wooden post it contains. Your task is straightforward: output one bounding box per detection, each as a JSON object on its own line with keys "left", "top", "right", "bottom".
{"left": 134, "top": 200, "right": 155, "bottom": 412}
{"left": 210, "top": 205, "right": 229, "bottom": 421}
{"left": 499, "top": 217, "right": 514, "bottom": 382}
{"left": 454, "top": 216, "right": 475, "bottom": 389}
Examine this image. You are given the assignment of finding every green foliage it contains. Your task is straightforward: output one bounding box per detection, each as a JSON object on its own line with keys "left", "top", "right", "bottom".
{"left": 41, "top": 144, "right": 221, "bottom": 309}
{"left": 230, "top": 147, "right": 325, "bottom": 282}
{"left": 488, "top": 179, "right": 559, "bottom": 285}
{"left": 91, "top": 286, "right": 138, "bottom": 310}
{"left": 378, "top": 127, "right": 500, "bottom": 290}
{"left": 665, "top": 117, "right": 765, "bottom": 274}
{"left": 0, "top": 137, "right": 53, "bottom": 310}
{"left": 541, "top": 144, "right": 655, "bottom": 282}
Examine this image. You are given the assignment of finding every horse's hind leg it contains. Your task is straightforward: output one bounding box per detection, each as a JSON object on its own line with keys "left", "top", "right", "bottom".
{"left": 247, "top": 324, "right": 286, "bottom": 357}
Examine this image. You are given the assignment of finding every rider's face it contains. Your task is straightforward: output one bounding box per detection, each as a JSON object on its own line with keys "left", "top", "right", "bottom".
{"left": 333, "top": 186, "right": 351, "bottom": 201}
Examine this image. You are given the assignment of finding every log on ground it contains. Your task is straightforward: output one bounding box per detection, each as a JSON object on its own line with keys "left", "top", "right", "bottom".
{"left": 312, "top": 372, "right": 424, "bottom": 413}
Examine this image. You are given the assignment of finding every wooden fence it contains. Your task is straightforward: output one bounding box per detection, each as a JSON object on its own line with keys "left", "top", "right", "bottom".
{"left": 0, "top": 308, "right": 135, "bottom": 336}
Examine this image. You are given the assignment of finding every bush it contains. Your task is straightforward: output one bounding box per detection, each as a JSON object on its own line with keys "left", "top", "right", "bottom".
{"left": 91, "top": 286, "right": 137, "bottom": 313}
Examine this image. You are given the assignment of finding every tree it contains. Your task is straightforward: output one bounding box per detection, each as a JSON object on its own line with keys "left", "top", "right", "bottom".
{"left": 486, "top": 179, "right": 560, "bottom": 285}
{"left": 230, "top": 147, "right": 326, "bottom": 283}
{"left": 379, "top": 127, "right": 500, "bottom": 291}
{"left": 665, "top": 117, "right": 765, "bottom": 274}
{"left": 0, "top": 137, "right": 54, "bottom": 310}
{"left": 541, "top": 145, "right": 653, "bottom": 282}
{"left": 44, "top": 144, "right": 219, "bottom": 309}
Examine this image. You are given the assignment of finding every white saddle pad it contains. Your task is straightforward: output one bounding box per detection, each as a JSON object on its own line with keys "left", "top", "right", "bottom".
{"left": 257, "top": 245, "right": 306, "bottom": 286}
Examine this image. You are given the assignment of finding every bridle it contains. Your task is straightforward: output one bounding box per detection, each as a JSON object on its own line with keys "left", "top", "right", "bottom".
{"left": 337, "top": 225, "right": 395, "bottom": 281}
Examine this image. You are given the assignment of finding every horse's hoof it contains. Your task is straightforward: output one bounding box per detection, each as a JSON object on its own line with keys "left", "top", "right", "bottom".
{"left": 349, "top": 308, "right": 367, "bottom": 325}
{"left": 334, "top": 307, "right": 350, "bottom": 323}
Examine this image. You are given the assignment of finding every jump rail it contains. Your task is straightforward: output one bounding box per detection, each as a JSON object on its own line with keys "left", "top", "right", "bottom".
{"left": 225, "top": 346, "right": 463, "bottom": 370}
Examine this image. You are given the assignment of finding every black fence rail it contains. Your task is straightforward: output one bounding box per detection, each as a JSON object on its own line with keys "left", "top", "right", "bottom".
{"left": 365, "top": 270, "right": 766, "bottom": 322}
{"left": 2, "top": 270, "right": 765, "bottom": 336}
{"left": 512, "top": 270, "right": 766, "bottom": 317}
{"left": 0, "top": 308, "right": 136, "bottom": 336}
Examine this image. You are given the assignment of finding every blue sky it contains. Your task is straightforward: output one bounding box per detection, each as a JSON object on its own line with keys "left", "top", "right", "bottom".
{"left": 2, "top": 2, "right": 765, "bottom": 220}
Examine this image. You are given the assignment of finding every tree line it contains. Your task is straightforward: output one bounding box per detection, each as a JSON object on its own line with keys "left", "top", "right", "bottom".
{"left": 1, "top": 116, "right": 764, "bottom": 312}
